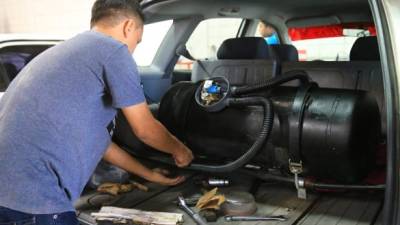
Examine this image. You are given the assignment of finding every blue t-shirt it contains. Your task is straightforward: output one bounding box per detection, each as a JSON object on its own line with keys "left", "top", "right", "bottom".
{"left": 265, "top": 33, "right": 280, "bottom": 45}
{"left": 0, "top": 31, "right": 145, "bottom": 214}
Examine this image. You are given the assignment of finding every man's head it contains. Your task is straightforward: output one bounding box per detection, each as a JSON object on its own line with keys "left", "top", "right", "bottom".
{"left": 258, "top": 21, "right": 276, "bottom": 38}
{"left": 91, "top": 0, "right": 145, "bottom": 53}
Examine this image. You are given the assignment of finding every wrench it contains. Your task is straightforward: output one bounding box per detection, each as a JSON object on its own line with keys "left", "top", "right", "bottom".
{"left": 224, "top": 215, "right": 288, "bottom": 222}
{"left": 177, "top": 196, "right": 208, "bottom": 225}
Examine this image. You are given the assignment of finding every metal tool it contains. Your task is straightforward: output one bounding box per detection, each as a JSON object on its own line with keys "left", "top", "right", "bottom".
{"left": 224, "top": 215, "right": 288, "bottom": 222}
{"left": 177, "top": 196, "right": 208, "bottom": 225}
{"left": 172, "top": 195, "right": 200, "bottom": 206}
{"left": 202, "top": 178, "right": 230, "bottom": 187}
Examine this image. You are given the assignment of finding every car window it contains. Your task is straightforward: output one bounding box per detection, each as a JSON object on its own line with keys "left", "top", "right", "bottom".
{"left": 133, "top": 20, "right": 173, "bottom": 67}
{"left": 0, "top": 44, "right": 52, "bottom": 91}
{"left": 175, "top": 18, "right": 243, "bottom": 71}
{"left": 288, "top": 24, "right": 376, "bottom": 61}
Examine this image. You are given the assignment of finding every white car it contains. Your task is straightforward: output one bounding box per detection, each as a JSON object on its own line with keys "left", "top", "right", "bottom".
{"left": 0, "top": 34, "right": 62, "bottom": 98}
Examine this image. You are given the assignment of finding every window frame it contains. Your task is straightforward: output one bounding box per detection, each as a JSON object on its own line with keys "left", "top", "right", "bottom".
{"left": 173, "top": 17, "right": 246, "bottom": 72}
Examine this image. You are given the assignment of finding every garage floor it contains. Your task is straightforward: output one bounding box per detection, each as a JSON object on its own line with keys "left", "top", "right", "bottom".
{"left": 76, "top": 170, "right": 383, "bottom": 225}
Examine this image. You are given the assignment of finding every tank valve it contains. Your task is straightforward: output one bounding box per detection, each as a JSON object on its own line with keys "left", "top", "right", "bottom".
{"left": 200, "top": 80, "right": 223, "bottom": 106}
{"left": 195, "top": 77, "right": 231, "bottom": 112}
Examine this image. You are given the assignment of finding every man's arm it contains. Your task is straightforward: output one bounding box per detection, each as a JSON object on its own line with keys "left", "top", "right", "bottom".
{"left": 121, "top": 102, "right": 193, "bottom": 167}
{"left": 103, "top": 142, "right": 185, "bottom": 185}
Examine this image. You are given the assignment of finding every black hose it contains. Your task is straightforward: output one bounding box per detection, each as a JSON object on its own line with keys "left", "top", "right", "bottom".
{"left": 136, "top": 153, "right": 386, "bottom": 191}
{"left": 242, "top": 170, "right": 385, "bottom": 191}
{"left": 185, "top": 96, "right": 274, "bottom": 173}
{"left": 232, "top": 70, "right": 311, "bottom": 95}
{"left": 181, "top": 72, "right": 309, "bottom": 172}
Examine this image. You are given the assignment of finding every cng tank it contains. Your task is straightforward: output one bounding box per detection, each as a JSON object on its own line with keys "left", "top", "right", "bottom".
{"left": 114, "top": 81, "right": 381, "bottom": 183}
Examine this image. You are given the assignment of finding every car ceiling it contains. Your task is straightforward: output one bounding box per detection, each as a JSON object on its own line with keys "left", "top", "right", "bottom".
{"left": 142, "top": 0, "right": 372, "bottom": 28}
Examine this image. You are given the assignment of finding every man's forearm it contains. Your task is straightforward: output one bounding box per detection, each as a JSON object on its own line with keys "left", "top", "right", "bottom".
{"left": 137, "top": 119, "right": 183, "bottom": 155}
{"left": 121, "top": 103, "right": 192, "bottom": 167}
{"left": 103, "top": 142, "right": 154, "bottom": 180}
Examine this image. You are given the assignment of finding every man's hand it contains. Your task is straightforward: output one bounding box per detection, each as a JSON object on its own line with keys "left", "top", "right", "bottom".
{"left": 173, "top": 144, "right": 194, "bottom": 167}
{"left": 104, "top": 143, "right": 186, "bottom": 186}
{"left": 148, "top": 170, "right": 186, "bottom": 186}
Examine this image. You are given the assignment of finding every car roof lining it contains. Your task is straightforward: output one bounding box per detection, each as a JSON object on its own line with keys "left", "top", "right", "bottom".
{"left": 142, "top": 0, "right": 373, "bottom": 28}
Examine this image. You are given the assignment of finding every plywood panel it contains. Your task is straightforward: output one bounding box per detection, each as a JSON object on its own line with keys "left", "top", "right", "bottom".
{"left": 297, "top": 194, "right": 382, "bottom": 225}
{"left": 78, "top": 173, "right": 382, "bottom": 225}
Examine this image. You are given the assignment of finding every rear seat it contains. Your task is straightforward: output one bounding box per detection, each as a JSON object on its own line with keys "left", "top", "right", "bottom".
{"left": 191, "top": 37, "right": 278, "bottom": 86}
{"left": 271, "top": 44, "right": 299, "bottom": 62}
{"left": 281, "top": 36, "right": 385, "bottom": 137}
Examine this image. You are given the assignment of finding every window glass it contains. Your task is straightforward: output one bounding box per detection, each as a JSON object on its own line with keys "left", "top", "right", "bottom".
{"left": 288, "top": 24, "right": 376, "bottom": 61}
{"left": 175, "top": 18, "right": 243, "bottom": 71}
{"left": 0, "top": 45, "right": 52, "bottom": 90}
{"left": 291, "top": 37, "right": 359, "bottom": 61}
{"left": 133, "top": 20, "right": 173, "bottom": 67}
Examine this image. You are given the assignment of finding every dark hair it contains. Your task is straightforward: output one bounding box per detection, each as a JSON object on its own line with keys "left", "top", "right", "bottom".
{"left": 259, "top": 20, "right": 269, "bottom": 26}
{"left": 90, "top": 0, "right": 145, "bottom": 27}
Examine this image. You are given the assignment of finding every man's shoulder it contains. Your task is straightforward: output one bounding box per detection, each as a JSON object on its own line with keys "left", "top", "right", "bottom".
{"left": 65, "top": 31, "right": 124, "bottom": 53}
{"left": 52, "top": 30, "right": 127, "bottom": 64}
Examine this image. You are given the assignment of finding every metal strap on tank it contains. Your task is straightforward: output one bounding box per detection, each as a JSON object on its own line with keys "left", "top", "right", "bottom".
{"left": 288, "top": 82, "right": 316, "bottom": 199}
{"left": 288, "top": 82, "right": 317, "bottom": 174}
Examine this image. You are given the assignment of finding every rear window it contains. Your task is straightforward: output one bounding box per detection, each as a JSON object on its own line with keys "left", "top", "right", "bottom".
{"left": 288, "top": 24, "right": 376, "bottom": 61}
{"left": 174, "top": 18, "right": 243, "bottom": 71}
{"left": 186, "top": 18, "right": 243, "bottom": 60}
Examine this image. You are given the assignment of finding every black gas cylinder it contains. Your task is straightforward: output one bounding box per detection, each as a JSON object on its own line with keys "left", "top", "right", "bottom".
{"left": 115, "top": 82, "right": 381, "bottom": 183}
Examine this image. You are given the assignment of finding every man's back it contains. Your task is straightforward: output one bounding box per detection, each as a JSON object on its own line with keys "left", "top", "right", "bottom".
{"left": 0, "top": 30, "right": 144, "bottom": 214}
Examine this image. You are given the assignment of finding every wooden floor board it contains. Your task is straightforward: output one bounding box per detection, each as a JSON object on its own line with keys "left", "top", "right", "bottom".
{"left": 133, "top": 181, "right": 318, "bottom": 225}
{"left": 298, "top": 194, "right": 382, "bottom": 225}
{"left": 77, "top": 173, "right": 383, "bottom": 225}
{"left": 252, "top": 183, "right": 318, "bottom": 225}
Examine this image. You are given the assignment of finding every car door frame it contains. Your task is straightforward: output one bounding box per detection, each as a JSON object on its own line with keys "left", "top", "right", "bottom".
{"left": 137, "top": 14, "right": 203, "bottom": 103}
{"left": 370, "top": 0, "right": 400, "bottom": 224}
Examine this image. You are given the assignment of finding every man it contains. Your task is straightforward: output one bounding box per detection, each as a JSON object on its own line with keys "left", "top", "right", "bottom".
{"left": 0, "top": 0, "right": 193, "bottom": 224}
{"left": 258, "top": 20, "right": 280, "bottom": 45}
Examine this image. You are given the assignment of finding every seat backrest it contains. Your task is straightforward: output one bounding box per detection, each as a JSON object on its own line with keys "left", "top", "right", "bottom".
{"left": 0, "top": 63, "right": 10, "bottom": 91}
{"left": 282, "top": 61, "right": 362, "bottom": 89}
{"left": 192, "top": 60, "right": 278, "bottom": 86}
{"left": 271, "top": 44, "right": 299, "bottom": 62}
{"left": 350, "top": 36, "right": 380, "bottom": 61}
{"left": 216, "top": 37, "right": 275, "bottom": 60}
{"left": 191, "top": 37, "right": 278, "bottom": 86}
{"left": 3, "top": 63, "right": 19, "bottom": 81}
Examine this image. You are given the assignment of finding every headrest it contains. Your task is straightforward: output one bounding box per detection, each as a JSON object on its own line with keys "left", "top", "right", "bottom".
{"left": 271, "top": 44, "right": 299, "bottom": 62}
{"left": 350, "top": 36, "right": 380, "bottom": 61}
{"left": 217, "top": 37, "right": 274, "bottom": 60}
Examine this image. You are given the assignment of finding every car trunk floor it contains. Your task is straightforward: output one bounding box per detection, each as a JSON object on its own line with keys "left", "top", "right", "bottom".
{"left": 76, "top": 170, "right": 383, "bottom": 225}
